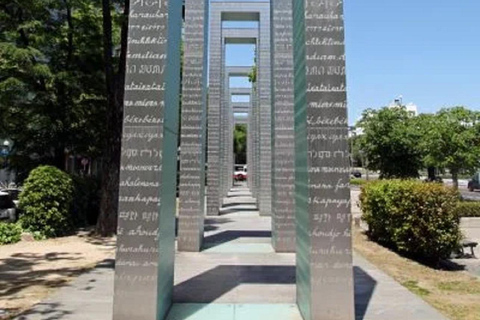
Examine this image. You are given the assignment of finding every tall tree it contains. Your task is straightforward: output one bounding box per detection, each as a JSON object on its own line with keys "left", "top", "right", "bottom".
{"left": 95, "top": 0, "right": 129, "bottom": 236}
{"left": 0, "top": 0, "right": 106, "bottom": 180}
{"left": 358, "top": 107, "right": 422, "bottom": 178}
{"left": 417, "top": 107, "right": 480, "bottom": 189}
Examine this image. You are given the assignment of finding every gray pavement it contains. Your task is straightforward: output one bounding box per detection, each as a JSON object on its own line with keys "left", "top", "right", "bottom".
{"left": 15, "top": 184, "right": 447, "bottom": 320}
{"left": 452, "top": 218, "right": 480, "bottom": 276}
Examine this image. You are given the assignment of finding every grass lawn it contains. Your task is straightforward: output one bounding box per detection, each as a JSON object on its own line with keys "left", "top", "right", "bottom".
{"left": 354, "top": 227, "right": 480, "bottom": 320}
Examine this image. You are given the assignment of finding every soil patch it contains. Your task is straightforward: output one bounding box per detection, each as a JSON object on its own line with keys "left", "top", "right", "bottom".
{"left": 0, "top": 232, "right": 115, "bottom": 319}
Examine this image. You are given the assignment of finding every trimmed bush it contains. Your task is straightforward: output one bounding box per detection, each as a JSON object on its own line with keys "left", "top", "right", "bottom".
{"left": 359, "top": 180, "right": 461, "bottom": 262}
{"left": 19, "top": 165, "right": 74, "bottom": 238}
{"left": 0, "top": 222, "right": 22, "bottom": 245}
{"left": 454, "top": 202, "right": 480, "bottom": 218}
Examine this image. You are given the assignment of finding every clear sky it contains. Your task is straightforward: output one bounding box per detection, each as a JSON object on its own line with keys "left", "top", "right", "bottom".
{"left": 220, "top": 0, "right": 480, "bottom": 124}
{"left": 345, "top": 0, "right": 480, "bottom": 124}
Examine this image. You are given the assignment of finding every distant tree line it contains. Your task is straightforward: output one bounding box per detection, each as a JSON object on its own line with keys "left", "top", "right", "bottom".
{"left": 355, "top": 106, "right": 480, "bottom": 188}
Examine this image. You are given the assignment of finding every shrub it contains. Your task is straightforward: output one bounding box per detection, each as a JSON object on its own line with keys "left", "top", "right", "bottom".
{"left": 0, "top": 222, "right": 22, "bottom": 245}
{"left": 71, "top": 175, "right": 101, "bottom": 227}
{"left": 350, "top": 178, "right": 367, "bottom": 186}
{"left": 19, "top": 165, "right": 74, "bottom": 238}
{"left": 454, "top": 202, "right": 480, "bottom": 218}
{"left": 359, "top": 180, "right": 461, "bottom": 262}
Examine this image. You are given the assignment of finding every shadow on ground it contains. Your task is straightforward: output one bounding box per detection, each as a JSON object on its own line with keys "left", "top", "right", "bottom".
{"left": 173, "top": 264, "right": 376, "bottom": 319}
{"left": 0, "top": 252, "right": 84, "bottom": 299}
{"left": 15, "top": 302, "right": 73, "bottom": 320}
{"left": 203, "top": 230, "right": 271, "bottom": 249}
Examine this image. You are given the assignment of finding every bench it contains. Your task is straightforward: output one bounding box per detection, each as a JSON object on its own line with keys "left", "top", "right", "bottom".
{"left": 460, "top": 240, "right": 478, "bottom": 257}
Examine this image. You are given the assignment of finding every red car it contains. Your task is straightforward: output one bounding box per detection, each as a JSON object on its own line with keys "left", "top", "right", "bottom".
{"left": 233, "top": 165, "right": 247, "bottom": 181}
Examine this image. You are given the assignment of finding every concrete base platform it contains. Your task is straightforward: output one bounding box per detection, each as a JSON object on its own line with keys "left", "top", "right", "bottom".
{"left": 15, "top": 185, "right": 447, "bottom": 320}
{"left": 166, "top": 304, "right": 301, "bottom": 320}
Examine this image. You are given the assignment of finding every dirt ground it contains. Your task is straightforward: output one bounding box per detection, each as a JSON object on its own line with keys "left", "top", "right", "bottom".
{"left": 0, "top": 232, "right": 115, "bottom": 319}
{"left": 354, "top": 227, "right": 480, "bottom": 320}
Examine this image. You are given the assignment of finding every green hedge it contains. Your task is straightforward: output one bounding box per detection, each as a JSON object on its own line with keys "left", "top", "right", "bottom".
{"left": 454, "top": 202, "right": 480, "bottom": 218}
{"left": 0, "top": 222, "right": 22, "bottom": 245}
{"left": 19, "top": 165, "right": 74, "bottom": 238}
{"left": 359, "top": 180, "right": 461, "bottom": 262}
{"left": 350, "top": 178, "right": 367, "bottom": 186}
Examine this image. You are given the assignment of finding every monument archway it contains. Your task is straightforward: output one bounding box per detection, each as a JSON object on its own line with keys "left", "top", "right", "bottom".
{"left": 114, "top": 0, "right": 353, "bottom": 319}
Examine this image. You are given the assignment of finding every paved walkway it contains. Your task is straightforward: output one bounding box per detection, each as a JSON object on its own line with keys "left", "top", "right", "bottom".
{"left": 16, "top": 185, "right": 447, "bottom": 320}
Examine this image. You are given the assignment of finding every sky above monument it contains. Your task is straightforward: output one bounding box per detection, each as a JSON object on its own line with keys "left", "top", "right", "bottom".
{"left": 221, "top": 0, "right": 480, "bottom": 125}
{"left": 345, "top": 0, "right": 480, "bottom": 124}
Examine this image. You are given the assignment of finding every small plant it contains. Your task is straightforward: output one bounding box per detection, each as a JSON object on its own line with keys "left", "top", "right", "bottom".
{"left": 19, "top": 165, "right": 74, "bottom": 238}
{"left": 0, "top": 222, "right": 22, "bottom": 245}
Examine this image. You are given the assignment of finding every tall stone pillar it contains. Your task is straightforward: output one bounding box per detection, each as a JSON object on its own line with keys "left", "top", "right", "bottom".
{"left": 253, "top": 82, "right": 261, "bottom": 201}
{"left": 292, "top": 0, "right": 354, "bottom": 319}
{"left": 271, "top": 0, "right": 296, "bottom": 252}
{"left": 178, "top": 0, "right": 209, "bottom": 252}
{"left": 113, "top": 0, "right": 182, "bottom": 319}
{"left": 257, "top": 5, "right": 273, "bottom": 216}
{"left": 207, "top": 8, "right": 222, "bottom": 216}
{"left": 219, "top": 39, "right": 228, "bottom": 200}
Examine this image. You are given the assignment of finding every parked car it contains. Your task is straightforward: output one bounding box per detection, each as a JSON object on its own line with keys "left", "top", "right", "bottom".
{"left": 351, "top": 170, "right": 362, "bottom": 178}
{"left": 233, "top": 165, "right": 247, "bottom": 181}
{"left": 1, "top": 188, "right": 21, "bottom": 207}
{"left": 468, "top": 172, "right": 480, "bottom": 192}
{"left": 0, "top": 191, "right": 16, "bottom": 222}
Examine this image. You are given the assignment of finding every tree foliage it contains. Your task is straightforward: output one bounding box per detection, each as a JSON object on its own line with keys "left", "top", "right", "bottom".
{"left": 0, "top": 0, "right": 107, "bottom": 180}
{"left": 358, "top": 107, "right": 422, "bottom": 178}
{"left": 416, "top": 107, "right": 480, "bottom": 188}
{"left": 357, "top": 105, "right": 480, "bottom": 188}
{"left": 234, "top": 124, "right": 247, "bottom": 164}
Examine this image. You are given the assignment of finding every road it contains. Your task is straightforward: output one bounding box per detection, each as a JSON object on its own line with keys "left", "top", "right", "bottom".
{"left": 442, "top": 178, "right": 480, "bottom": 201}
{"left": 460, "top": 188, "right": 480, "bottom": 201}
{"left": 355, "top": 177, "right": 480, "bottom": 202}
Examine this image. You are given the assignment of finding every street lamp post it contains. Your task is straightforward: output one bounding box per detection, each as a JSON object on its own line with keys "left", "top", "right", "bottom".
{"left": 0, "top": 138, "right": 14, "bottom": 183}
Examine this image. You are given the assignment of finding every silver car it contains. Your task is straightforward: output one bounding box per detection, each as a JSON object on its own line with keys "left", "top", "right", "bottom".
{"left": 0, "top": 191, "right": 16, "bottom": 221}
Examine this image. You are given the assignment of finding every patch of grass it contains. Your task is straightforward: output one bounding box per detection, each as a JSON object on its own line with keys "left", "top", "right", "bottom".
{"left": 354, "top": 227, "right": 480, "bottom": 320}
{"left": 437, "top": 281, "right": 480, "bottom": 294}
{"left": 402, "top": 280, "right": 431, "bottom": 297}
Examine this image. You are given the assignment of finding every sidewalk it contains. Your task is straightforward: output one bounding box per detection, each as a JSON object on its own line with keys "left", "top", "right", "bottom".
{"left": 16, "top": 185, "right": 447, "bottom": 320}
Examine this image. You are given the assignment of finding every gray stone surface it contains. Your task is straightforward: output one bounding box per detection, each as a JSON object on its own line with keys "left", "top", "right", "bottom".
{"left": 256, "top": 2, "right": 273, "bottom": 217}
{"left": 452, "top": 218, "right": 480, "bottom": 276}
{"left": 114, "top": 0, "right": 182, "bottom": 319}
{"left": 16, "top": 187, "right": 447, "bottom": 320}
{"left": 292, "top": 0, "right": 354, "bottom": 319}
{"left": 206, "top": 4, "right": 222, "bottom": 216}
{"left": 222, "top": 65, "right": 255, "bottom": 206}
{"left": 271, "top": 0, "right": 296, "bottom": 252}
{"left": 178, "top": 0, "right": 209, "bottom": 252}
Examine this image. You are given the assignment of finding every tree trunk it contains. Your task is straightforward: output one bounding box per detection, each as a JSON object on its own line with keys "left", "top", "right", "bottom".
{"left": 451, "top": 170, "right": 459, "bottom": 190}
{"left": 427, "top": 166, "right": 435, "bottom": 181}
{"left": 96, "top": 0, "right": 129, "bottom": 236}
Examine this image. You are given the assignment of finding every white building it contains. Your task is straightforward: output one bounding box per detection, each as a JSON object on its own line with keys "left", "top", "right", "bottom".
{"left": 388, "top": 97, "right": 419, "bottom": 117}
